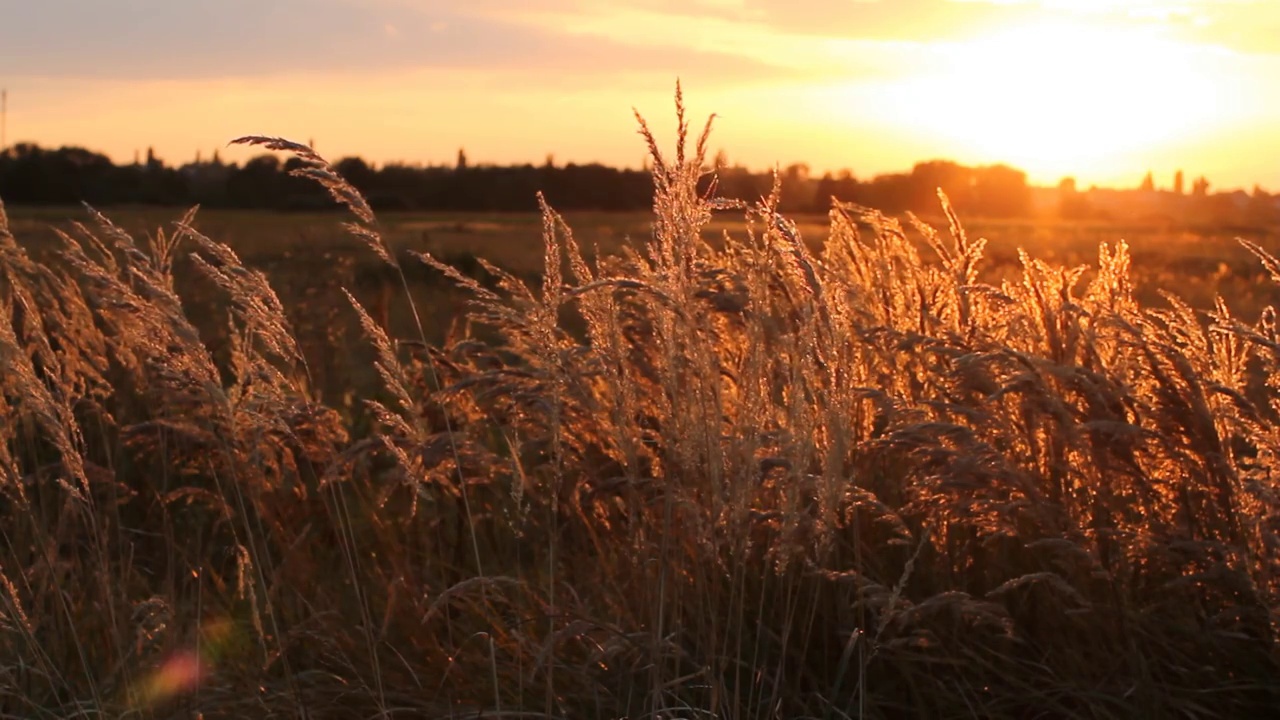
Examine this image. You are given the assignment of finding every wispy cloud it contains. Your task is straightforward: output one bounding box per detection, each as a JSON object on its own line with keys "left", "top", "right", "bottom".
{"left": 1, "top": 0, "right": 788, "bottom": 82}
{"left": 8, "top": 0, "right": 1277, "bottom": 84}
{"left": 950, "top": 0, "right": 1280, "bottom": 53}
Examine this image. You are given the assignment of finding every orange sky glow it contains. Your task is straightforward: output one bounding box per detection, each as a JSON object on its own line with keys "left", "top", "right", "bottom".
{"left": 5, "top": 0, "right": 1280, "bottom": 190}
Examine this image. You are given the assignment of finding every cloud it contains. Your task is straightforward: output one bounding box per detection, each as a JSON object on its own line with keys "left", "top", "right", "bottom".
{"left": 11, "top": 0, "right": 1276, "bottom": 92}
{"left": 1166, "top": 3, "right": 1280, "bottom": 55}
{"left": 575, "top": 0, "right": 1042, "bottom": 42}
{"left": 0, "top": 0, "right": 792, "bottom": 83}
{"left": 947, "top": 0, "right": 1280, "bottom": 54}
{"left": 480, "top": 1, "right": 961, "bottom": 85}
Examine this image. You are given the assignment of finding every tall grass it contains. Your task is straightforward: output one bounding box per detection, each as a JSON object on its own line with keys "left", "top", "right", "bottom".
{"left": 2, "top": 88, "right": 1280, "bottom": 718}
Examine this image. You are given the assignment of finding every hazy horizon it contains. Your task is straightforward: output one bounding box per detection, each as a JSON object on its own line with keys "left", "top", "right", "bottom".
{"left": 6, "top": 0, "right": 1280, "bottom": 191}
{"left": 2, "top": 136, "right": 1251, "bottom": 196}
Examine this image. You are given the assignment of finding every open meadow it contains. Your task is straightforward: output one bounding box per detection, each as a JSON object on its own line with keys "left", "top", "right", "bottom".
{"left": 4, "top": 125, "right": 1280, "bottom": 719}
{"left": 9, "top": 204, "right": 1280, "bottom": 410}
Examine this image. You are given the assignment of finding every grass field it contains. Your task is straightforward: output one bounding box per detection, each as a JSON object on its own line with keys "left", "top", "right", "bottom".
{"left": 11, "top": 203, "right": 1280, "bottom": 319}
{"left": 5, "top": 120, "right": 1280, "bottom": 719}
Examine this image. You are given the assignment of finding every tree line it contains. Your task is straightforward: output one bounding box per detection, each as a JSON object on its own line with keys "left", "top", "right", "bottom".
{"left": 0, "top": 143, "right": 1040, "bottom": 218}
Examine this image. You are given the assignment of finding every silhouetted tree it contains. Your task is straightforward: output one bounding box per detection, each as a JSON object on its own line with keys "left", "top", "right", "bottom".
{"left": 226, "top": 155, "right": 284, "bottom": 208}
{"left": 910, "top": 160, "right": 975, "bottom": 213}
{"left": 335, "top": 157, "right": 376, "bottom": 193}
{"left": 780, "top": 163, "right": 814, "bottom": 211}
{"left": 972, "top": 165, "right": 1031, "bottom": 218}
{"left": 5, "top": 140, "right": 1263, "bottom": 227}
{"left": 1057, "top": 177, "right": 1092, "bottom": 220}
{"left": 813, "top": 170, "right": 861, "bottom": 210}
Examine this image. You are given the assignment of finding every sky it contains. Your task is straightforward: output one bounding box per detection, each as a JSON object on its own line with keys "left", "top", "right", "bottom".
{"left": 4, "top": 0, "right": 1280, "bottom": 189}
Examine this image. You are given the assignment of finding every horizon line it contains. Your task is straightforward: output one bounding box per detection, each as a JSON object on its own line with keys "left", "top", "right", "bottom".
{"left": 1, "top": 138, "right": 1263, "bottom": 196}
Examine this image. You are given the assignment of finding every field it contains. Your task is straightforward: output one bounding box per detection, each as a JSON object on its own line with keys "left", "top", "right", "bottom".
{"left": 4, "top": 125, "right": 1280, "bottom": 719}
{"left": 11, "top": 205, "right": 1279, "bottom": 430}
{"left": 10, "top": 204, "right": 1280, "bottom": 353}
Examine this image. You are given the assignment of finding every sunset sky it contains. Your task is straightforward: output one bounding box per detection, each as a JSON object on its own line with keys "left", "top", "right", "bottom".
{"left": 4, "top": 0, "right": 1280, "bottom": 189}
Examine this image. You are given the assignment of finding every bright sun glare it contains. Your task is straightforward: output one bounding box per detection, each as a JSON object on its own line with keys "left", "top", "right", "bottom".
{"left": 871, "top": 19, "right": 1230, "bottom": 184}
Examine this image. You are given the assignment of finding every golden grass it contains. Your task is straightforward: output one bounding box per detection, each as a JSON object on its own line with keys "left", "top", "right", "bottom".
{"left": 2, "top": 87, "right": 1280, "bottom": 718}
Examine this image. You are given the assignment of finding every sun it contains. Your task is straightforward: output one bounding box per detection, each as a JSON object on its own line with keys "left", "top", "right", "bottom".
{"left": 869, "top": 19, "right": 1232, "bottom": 184}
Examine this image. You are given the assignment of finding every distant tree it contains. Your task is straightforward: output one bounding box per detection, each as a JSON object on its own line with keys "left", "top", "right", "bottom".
{"left": 863, "top": 172, "right": 913, "bottom": 215}
{"left": 1245, "top": 185, "right": 1279, "bottom": 227}
{"left": 1057, "top": 177, "right": 1092, "bottom": 220}
{"left": 973, "top": 164, "right": 1031, "bottom": 218}
{"left": 910, "top": 160, "right": 974, "bottom": 212}
{"left": 814, "top": 172, "right": 838, "bottom": 211}
{"left": 812, "top": 170, "right": 861, "bottom": 211}
{"left": 1140, "top": 171, "right": 1155, "bottom": 192}
{"left": 280, "top": 156, "right": 338, "bottom": 209}
{"left": 226, "top": 154, "right": 284, "bottom": 208}
{"left": 713, "top": 164, "right": 769, "bottom": 205}
{"left": 783, "top": 163, "right": 810, "bottom": 183}
{"left": 335, "top": 156, "right": 376, "bottom": 192}
{"left": 13, "top": 139, "right": 1271, "bottom": 223}
{"left": 780, "top": 163, "right": 814, "bottom": 211}
{"left": 145, "top": 146, "right": 163, "bottom": 172}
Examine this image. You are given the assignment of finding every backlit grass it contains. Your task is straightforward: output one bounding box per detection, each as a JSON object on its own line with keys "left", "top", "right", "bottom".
{"left": 2, "top": 91, "right": 1279, "bottom": 719}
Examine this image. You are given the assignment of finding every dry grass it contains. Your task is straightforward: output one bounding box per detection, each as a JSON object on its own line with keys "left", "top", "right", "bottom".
{"left": 3, "top": 88, "right": 1280, "bottom": 719}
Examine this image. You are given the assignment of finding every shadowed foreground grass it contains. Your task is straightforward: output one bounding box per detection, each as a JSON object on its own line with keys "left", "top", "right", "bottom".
{"left": 3, "top": 95, "right": 1280, "bottom": 719}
